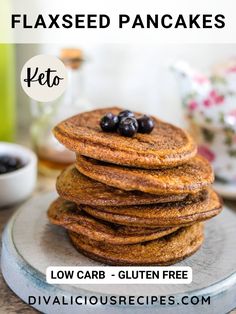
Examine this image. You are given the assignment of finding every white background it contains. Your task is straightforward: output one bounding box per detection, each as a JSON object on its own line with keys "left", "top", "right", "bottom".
{"left": 16, "top": 43, "right": 236, "bottom": 130}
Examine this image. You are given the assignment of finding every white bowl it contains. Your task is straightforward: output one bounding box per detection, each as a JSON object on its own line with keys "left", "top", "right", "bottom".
{"left": 0, "top": 142, "right": 37, "bottom": 207}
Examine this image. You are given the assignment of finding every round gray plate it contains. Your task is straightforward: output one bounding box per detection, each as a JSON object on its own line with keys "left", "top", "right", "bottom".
{"left": 214, "top": 180, "right": 236, "bottom": 200}
{"left": 1, "top": 192, "right": 236, "bottom": 314}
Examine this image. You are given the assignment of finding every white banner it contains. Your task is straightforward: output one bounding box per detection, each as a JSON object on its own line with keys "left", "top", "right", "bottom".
{"left": 46, "top": 266, "right": 192, "bottom": 284}
{"left": 0, "top": 0, "right": 236, "bottom": 43}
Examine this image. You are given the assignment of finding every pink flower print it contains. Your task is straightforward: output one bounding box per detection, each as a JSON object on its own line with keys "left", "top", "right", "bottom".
{"left": 215, "top": 95, "right": 224, "bottom": 105}
{"left": 209, "top": 90, "right": 218, "bottom": 99}
{"left": 193, "top": 74, "right": 209, "bottom": 84}
{"left": 203, "top": 98, "right": 212, "bottom": 107}
{"left": 227, "top": 66, "right": 236, "bottom": 73}
{"left": 198, "top": 145, "right": 215, "bottom": 162}
{"left": 229, "top": 109, "right": 236, "bottom": 118}
{"left": 209, "top": 90, "right": 224, "bottom": 106}
{"left": 187, "top": 100, "right": 198, "bottom": 111}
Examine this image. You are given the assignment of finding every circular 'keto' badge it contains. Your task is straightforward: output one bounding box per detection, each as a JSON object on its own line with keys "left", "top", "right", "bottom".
{"left": 20, "top": 54, "right": 67, "bottom": 102}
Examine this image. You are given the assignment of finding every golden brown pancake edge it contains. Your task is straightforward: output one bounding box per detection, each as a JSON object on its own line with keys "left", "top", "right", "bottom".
{"left": 76, "top": 154, "right": 214, "bottom": 195}
{"left": 47, "top": 198, "right": 180, "bottom": 245}
{"left": 68, "top": 223, "right": 204, "bottom": 266}
{"left": 81, "top": 189, "right": 222, "bottom": 227}
{"left": 56, "top": 165, "right": 189, "bottom": 206}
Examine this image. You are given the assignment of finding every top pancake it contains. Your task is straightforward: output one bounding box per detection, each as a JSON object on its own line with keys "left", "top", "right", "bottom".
{"left": 76, "top": 154, "right": 214, "bottom": 195}
{"left": 53, "top": 107, "right": 197, "bottom": 169}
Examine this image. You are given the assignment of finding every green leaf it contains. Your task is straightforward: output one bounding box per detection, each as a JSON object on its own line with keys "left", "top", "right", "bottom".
{"left": 228, "top": 149, "right": 236, "bottom": 157}
{"left": 202, "top": 128, "right": 215, "bottom": 143}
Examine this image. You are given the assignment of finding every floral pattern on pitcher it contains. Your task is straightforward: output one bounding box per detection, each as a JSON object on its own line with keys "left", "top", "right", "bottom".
{"left": 173, "top": 59, "right": 236, "bottom": 183}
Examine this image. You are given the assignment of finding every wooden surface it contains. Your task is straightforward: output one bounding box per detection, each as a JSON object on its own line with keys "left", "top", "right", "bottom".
{"left": 0, "top": 174, "right": 55, "bottom": 314}
{"left": 0, "top": 174, "right": 236, "bottom": 314}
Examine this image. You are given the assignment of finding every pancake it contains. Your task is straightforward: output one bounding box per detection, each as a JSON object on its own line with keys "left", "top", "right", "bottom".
{"left": 56, "top": 165, "right": 188, "bottom": 206}
{"left": 76, "top": 154, "right": 214, "bottom": 195}
{"left": 53, "top": 107, "right": 197, "bottom": 169}
{"left": 81, "top": 189, "right": 222, "bottom": 227}
{"left": 68, "top": 223, "right": 204, "bottom": 265}
{"left": 48, "top": 198, "right": 179, "bottom": 245}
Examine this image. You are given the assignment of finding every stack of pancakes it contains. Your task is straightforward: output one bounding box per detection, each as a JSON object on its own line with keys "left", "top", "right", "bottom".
{"left": 48, "top": 107, "right": 222, "bottom": 265}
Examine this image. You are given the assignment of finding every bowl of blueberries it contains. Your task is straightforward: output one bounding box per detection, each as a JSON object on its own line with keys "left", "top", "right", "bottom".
{"left": 0, "top": 142, "right": 37, "bottom": 207}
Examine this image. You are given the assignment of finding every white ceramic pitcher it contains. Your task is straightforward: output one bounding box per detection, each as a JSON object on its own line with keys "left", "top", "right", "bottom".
{"left": 173, "top": 59, "right": 236, "bottom": 183}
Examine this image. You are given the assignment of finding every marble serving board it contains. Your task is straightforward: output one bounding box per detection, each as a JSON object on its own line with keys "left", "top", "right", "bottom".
{"left": 1, "top": 192, "right": 236, "bottom": 314}
{"left": 214, "top": 180, "right": 236, "bottom": 200}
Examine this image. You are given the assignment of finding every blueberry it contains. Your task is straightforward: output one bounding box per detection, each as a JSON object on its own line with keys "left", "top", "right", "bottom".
{"left": 0, "top": 155, "right": 23, "bottom": 174}
{"left": 118, "top": 117, "right": 138, "bottom": 137}
{"left": 137, "top": 115, "right": 155, "bottom": 134}
{"left": 0, "top": 155, "right": 11, "bottom": 164}
{"left": 7, "top": 156, "right": 18, "bottom": 167}
{"left": 100, "top": 113, "right": 119, "bottom": 132}
{"left": 118, "top": 110, "right": 135, "bottom": 122}
{"left": 0, "top": 165, "right": 7, "bottom": 174}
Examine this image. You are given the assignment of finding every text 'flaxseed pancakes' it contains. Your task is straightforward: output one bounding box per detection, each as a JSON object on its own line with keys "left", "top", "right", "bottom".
{"left": 48, "top": 107, "right": 222, "bottom": 265}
